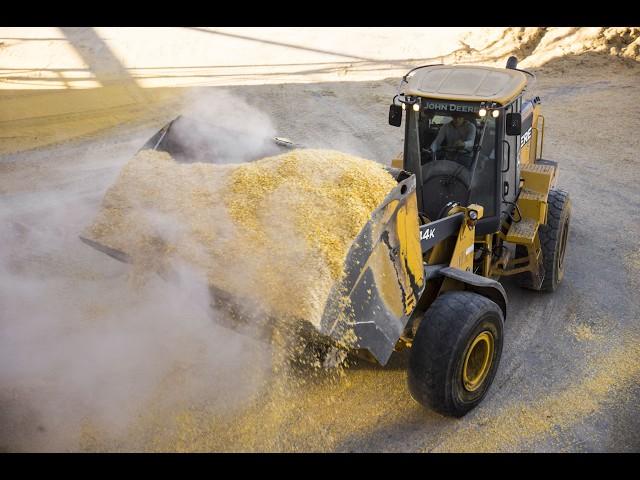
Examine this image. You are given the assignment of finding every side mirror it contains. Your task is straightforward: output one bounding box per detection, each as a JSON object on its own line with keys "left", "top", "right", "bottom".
{"left": 505, "top": 112, "right": 522, "bottom": 136}
{"left": 389, "top": 104, "right": 402, "bottom": 127}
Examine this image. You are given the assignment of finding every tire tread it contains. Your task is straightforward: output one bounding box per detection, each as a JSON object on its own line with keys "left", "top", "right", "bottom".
{"left": 408, "top": 291, "right": 503, "bottom": 417}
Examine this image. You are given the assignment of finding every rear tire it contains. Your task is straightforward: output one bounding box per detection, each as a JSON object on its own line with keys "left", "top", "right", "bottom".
{"left": 516, "top": 188, "right": 571, "bottom": 291}
{"left": 407, "top": 291, "right": 504, "bottom": 417}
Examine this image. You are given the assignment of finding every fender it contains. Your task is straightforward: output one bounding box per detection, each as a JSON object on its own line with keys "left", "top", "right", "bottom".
{"left": 431, "top": 266, "right": 508, "bottom": 319}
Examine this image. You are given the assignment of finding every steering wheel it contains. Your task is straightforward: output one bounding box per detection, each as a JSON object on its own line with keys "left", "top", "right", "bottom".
{"left": 438, "top": 146, "right": 472, "bottom": 164}
{"left": 422, "top": 146, "right": 473, "bottom": 164}
{"left": 441, "top": 146, "right": 472, "bottom": 154}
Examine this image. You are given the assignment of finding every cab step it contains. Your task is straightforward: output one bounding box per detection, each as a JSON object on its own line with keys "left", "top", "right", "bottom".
{"left": 506, "top": 218, "right": 539, "bottom": 245}
{"left": 517, "top": 188, "right": 547, "bottom": 224}
{"left": 519, "top": 188, "right": 546, "bottom": 203}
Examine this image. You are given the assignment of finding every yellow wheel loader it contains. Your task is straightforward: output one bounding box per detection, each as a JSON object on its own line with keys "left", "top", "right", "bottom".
{"left": 385, "top": 56, "right": 571, "bottom": 416}
{"left": 81, "top": 56, "right": 570, "bottom": 417}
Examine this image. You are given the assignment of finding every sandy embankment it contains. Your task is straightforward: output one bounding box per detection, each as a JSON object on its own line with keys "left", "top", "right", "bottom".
{"left": 1, "top": 27, "right": 638, "bottom": 153}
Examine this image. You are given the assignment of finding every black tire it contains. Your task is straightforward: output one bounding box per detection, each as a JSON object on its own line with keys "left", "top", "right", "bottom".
{"left": 516, "top": 188, "right": 571, "bottom": 291}
{"left": 408, "top": 291, "right": 504, "bottom": 417}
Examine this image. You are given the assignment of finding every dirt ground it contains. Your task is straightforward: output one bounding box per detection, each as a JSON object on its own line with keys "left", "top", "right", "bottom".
{"left": 1, "top": 28, "right": 639, "bottom": 452}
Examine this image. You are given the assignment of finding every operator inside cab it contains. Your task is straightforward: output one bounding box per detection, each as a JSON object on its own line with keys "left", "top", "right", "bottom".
{"left": 430, "top": 114, "right": 476, "bottom": 153}
{"left": 418, "top": 108, "right": 497, "bottom": 222}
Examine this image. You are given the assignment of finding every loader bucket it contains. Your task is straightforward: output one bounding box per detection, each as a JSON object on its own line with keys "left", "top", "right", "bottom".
{"left": 81, "top": 119, "right": 425, "bottom": 366}
{"left": 317, "top": 172, "right": 425, "bottom": 365}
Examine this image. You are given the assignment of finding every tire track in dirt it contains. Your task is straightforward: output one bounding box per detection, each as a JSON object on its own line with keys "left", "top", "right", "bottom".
{"left": 426, "top": 333, "right": 640, "bottom": 452}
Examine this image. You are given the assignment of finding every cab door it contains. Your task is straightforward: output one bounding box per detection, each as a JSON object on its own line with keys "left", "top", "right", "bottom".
{"left": 501, "top": 98, "right": 521, "bottom": 217}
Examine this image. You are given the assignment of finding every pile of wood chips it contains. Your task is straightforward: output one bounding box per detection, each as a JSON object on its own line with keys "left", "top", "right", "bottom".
{"left": 85, "top": 148, "right": 397, "bottom": 328}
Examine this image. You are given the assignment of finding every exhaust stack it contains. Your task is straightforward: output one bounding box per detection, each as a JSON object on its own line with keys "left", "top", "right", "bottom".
{"left": 506, "top": 56, "right": 518, "bottom": 69}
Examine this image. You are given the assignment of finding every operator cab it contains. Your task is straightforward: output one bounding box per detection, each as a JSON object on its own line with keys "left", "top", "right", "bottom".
{"left": 389, "top": 63, "right": 531, "bottom": 236}
{"left": 417, "top": 110, "right": 498, "bottom": 223}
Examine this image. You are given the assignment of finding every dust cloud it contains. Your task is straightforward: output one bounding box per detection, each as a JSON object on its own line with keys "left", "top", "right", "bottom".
{"left": 168, "top": 88, "right": 282, "bottom": 164}
{"left": 0, "top": 90, "right": 281, "bottom": 452}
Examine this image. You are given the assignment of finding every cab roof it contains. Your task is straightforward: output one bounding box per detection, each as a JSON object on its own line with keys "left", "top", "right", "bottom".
{"left": 403, "top": 65, "right": 528, "bottom": 105}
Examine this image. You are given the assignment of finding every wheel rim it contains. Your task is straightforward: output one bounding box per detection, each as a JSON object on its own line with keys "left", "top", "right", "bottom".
{"left": 462, "top": 331, "right": 494, "bottom": 392}
{"left": 558, "top": 219, "right": 569, "bottom": 271}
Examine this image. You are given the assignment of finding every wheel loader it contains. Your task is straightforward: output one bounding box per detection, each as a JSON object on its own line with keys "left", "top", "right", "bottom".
{"left": 81, "top": 56, "right": 570, "bottom": 417}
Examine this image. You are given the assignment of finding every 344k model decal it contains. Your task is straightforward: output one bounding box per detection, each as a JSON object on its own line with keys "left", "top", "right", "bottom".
{"left": 421, "top": 228, "right": 435, "bottom": 240}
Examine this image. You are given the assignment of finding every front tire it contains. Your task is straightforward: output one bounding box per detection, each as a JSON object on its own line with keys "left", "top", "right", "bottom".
{"left": 408, "top": 291, "right": 504, "bottom": 417}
